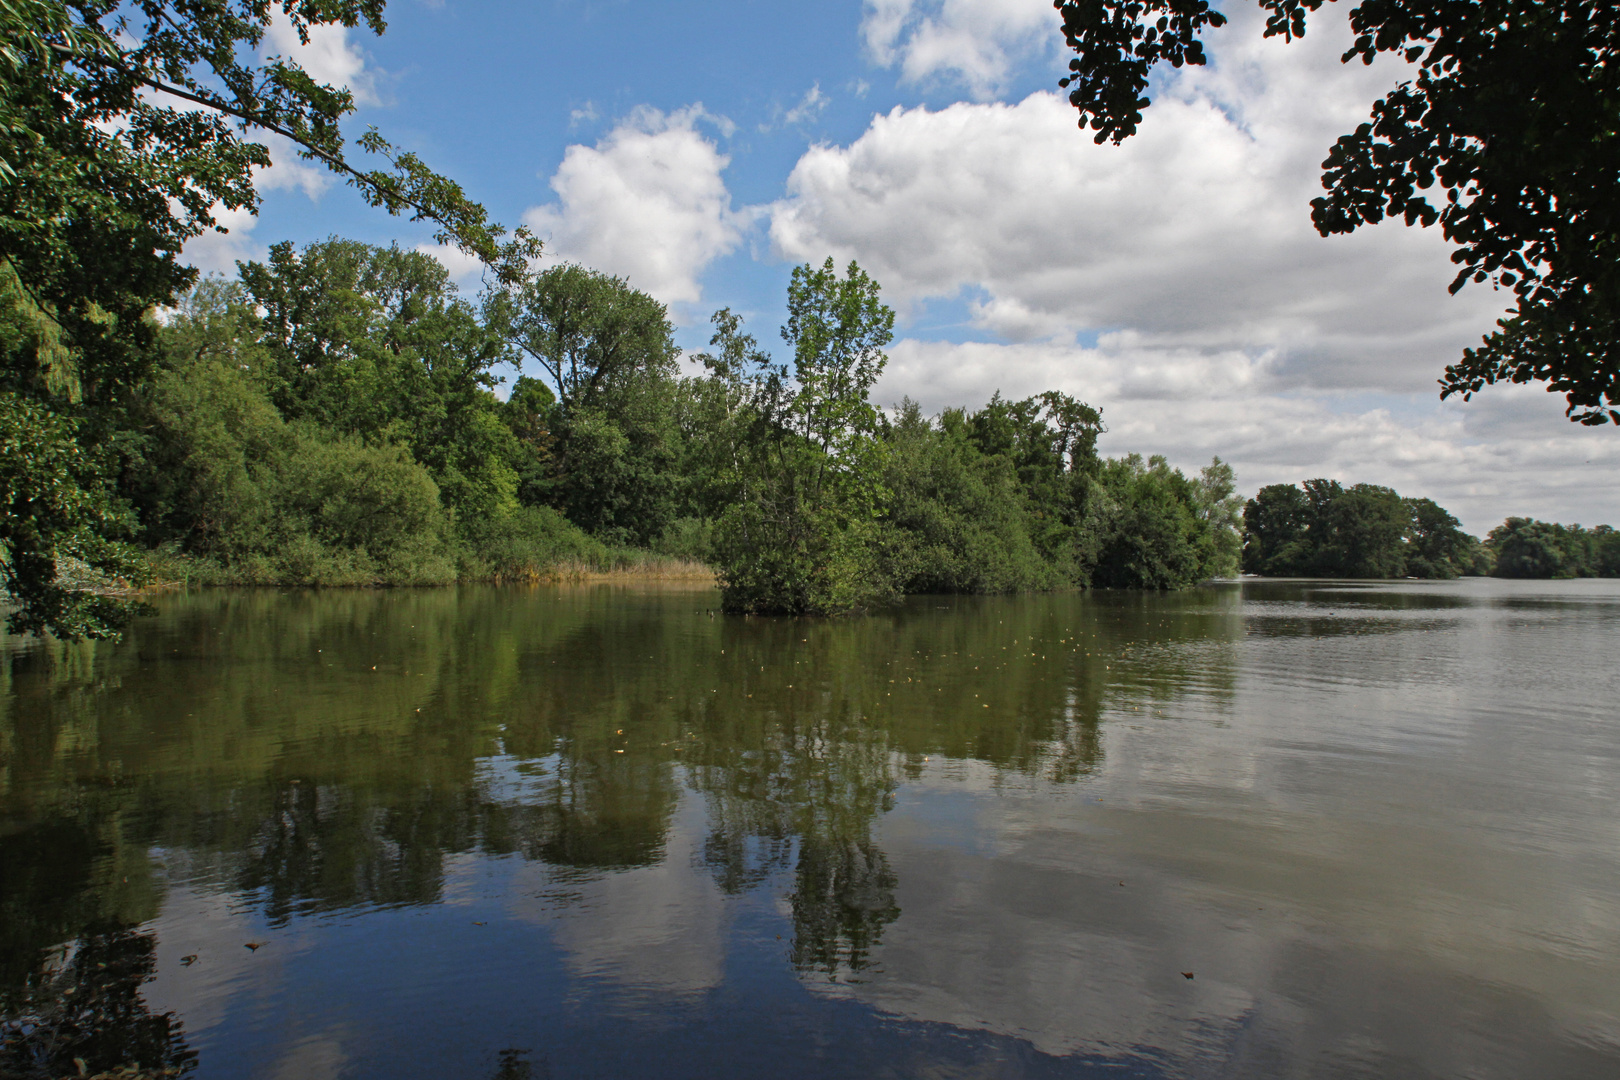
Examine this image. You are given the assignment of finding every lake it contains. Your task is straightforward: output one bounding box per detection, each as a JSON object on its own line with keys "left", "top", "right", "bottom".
{"left": 2, "top": 579, "right": 1617, "bottom": 1079}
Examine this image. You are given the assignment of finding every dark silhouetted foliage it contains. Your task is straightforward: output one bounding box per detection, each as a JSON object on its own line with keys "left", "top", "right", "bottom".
{"left": 1054, "top": 0, "right": 1620, "bottom": 424}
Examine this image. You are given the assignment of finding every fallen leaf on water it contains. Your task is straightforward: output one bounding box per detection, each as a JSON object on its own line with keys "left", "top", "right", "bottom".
{"left": 244, "top": 942, "right": 266, "bottom": 952}
{"left": 180, "top": 955, "right": 198, "bottom": 966}
{"left": 1182, "top": 972, "right": 1195, "bottom": 979}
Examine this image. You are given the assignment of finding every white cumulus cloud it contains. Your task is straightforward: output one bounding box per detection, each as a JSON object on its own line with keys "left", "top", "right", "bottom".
{"left": 772, "top": 5, "right": 1618, "bottom": 526}
{"left": 863, "top": 0, "right": 1062, "bottom": 98}
{"left": 524, "top": 106, "right": 747, "bottom": 307}
{"left": 774, "top": 6, "right": 1509, "bottom": 394}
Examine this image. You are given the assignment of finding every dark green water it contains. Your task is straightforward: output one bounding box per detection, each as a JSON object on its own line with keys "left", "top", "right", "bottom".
{"left": 2, "top": 579, "right": 1617, "bottom": 1079}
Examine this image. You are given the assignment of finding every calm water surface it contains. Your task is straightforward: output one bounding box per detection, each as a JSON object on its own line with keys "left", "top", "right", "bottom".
{"left": 2, "top": 580, "right": 1617, "bottom": 1079}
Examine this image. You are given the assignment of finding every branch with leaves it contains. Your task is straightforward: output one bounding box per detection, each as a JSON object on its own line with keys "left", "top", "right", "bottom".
{"left": 1, "top": 1, "right": 539, "bottom": 285}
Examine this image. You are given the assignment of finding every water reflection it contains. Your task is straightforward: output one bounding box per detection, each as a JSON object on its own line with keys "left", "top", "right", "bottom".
{"left": 2, "top": 580, "right": 1617, "bottom": 1078}
{"left": 0, "top": 926, "right": 194, "bottom": 1079}
{"left": 2, "top": 587, "right": 1227, "bottom": 920}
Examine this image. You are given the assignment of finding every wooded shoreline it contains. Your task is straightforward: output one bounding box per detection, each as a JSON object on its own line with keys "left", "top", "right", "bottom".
{"left": 8, "top": 242, "right": 1615, "bottom": 641}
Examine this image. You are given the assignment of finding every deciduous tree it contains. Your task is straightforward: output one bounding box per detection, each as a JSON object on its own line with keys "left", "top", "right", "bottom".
{"left": 710, "top": 259, "right": 897, "bottom": 615}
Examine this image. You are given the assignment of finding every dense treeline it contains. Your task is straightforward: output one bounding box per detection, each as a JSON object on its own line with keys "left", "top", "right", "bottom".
{"left": 7, "top": 239, "right": 1245, "bottom": 625}
{"left": 1243, "top": 480, "right": 1620, "bottom": 580}
{"left": 683, "top": 259, "right": 1241, "bottom": 612}
{"left": 1486, "top": 518, "right": 1620, "bottom": 579}
{"left": 10, "top": 225, "right": 1614, "bottom": 636}
{"left": 120, "top": 243, "right": 621, "bottom": 587}
{"left": 0, "top": 1, "right": 548, "bottom": 642}
{"left": 1243, "top": 480, "right": 1489, "bottom": 579}
{"left": 24, "top": 228, "right": 1612, "bottom": 629}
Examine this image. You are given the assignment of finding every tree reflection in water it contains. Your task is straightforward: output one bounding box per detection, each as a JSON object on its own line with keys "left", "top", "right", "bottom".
{"left": 789, "top": 835, "right": 899, "bottom": 978}
{"left": 0, "top": 926, "right": 194, "bottom": 1079}
{"left": 0, "top": 585, "right": 1241, "bottom": 1069}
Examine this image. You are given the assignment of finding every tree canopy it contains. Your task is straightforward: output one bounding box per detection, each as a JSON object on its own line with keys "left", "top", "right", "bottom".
{"left": 1053, "top": 0, "right": 1620, "bottom": 424}
{"left": 1242, "top": 478, "right": 1486, "bottom": 577}
{"left": 707, "top": 259, "right": 898, "bottom": 615}
{"left": 1, "top": 1, "right": 537, "bottom": 638}
{"left": 1487, "top": 517, "right": 1620, "bottom": 578}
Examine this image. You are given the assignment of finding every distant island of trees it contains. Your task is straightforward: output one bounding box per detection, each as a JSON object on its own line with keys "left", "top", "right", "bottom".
{"left": 1243, "top": 480, "right": 1620, "bottom": 580}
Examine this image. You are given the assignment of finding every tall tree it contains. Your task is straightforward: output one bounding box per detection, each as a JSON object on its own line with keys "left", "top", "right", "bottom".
{"left": 488, "top": 264, "right": 682, "bottom": 543}
{"left": 1242, "top": 482, "right": 1311, "bottom": 575}
{"left": 1404, "top": 496, "right": 1483, "bottom": 578}
{"left": 709, "top": 259, "right": 897, "bottom": 615}
{"left": 1053, "top": 0, "right": 1620, "bottom": 424}
{"left": 1193, "top": 457, "right": 1244, "bottom": 578}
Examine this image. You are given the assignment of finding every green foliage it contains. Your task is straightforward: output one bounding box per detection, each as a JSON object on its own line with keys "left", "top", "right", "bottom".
{"left": 1054, "top": 0, "right": 1620, "bottom": 424}
{"left": 1088, "top": 455, "right": 1218, "bottom": 589}
{"left": 1314, "top": 483, "right": 1409, "bottom": 579}
{"left": 9, "top": 228, "right": 1262, "bottom": 611}
{"left": 500, "top": 375, "right": 556, "bottom": 507}
{"left": 1243, "top": 480, "right": 1484, "bottom": 578}
{"left": 1405, "top": 497, "right": 1488, "bottom": 578}
{"left": 688, "top": 263, "right": 1232, "bottom": 605}
{"left": 707, "top": 260, "right": 897, "bottom": 615}
{"left": 456, "top": 505, "right": 608, "bottom": 582}
{"left": 883, "top": 400, "right": 1059, "bottom": 594}
{"left": 0, "top": 2, "right": 534, "bottom": 637}
{"left": 114, "top": 254, "right": 659, "bottom": 588}
{"left": 239, "top": 238, "right": 522, "bottom": 523}
{"left": 1192, "top": 458, "right": 1244, "bottom": 578}
{"left": 127, "top": 310, "right": 455, "bottom": 585}
{"left": 492, "top": 263, "right": 678, "bottom": 411}
{"left": 959, "top": 391, "right": 1104, "bottom": 565}
{"left": 0, "top": 390, "right": 149, "bottom": 636}
{"left": 877, "top": 399, "right": 1231, "bottom": 594}
{"left": 1486, "top": 518, "right": 1619, "bottom": 579}
{"left": 652, "top": 516, "right": 714, "bottom": 562}
{"left": 0, "top": 1, "right": 535, "bottom": 287}
{"left": 489, "top": 264, "right": 681, "bottom": 544}
{"left": 670, "top": 308, "right": 768, "bottom": 524}
{"left": 1243, "top": 483, "right": 1311, "bottom": 575}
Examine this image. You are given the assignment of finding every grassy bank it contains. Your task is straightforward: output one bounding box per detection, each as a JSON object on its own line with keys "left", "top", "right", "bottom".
{"left": 141, "top": 543, "right": 716, "bottom": 591}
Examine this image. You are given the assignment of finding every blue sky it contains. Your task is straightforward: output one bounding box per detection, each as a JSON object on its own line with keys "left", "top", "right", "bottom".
{"left": 191, "top": 0, "right": 1620, "bottom": 533}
